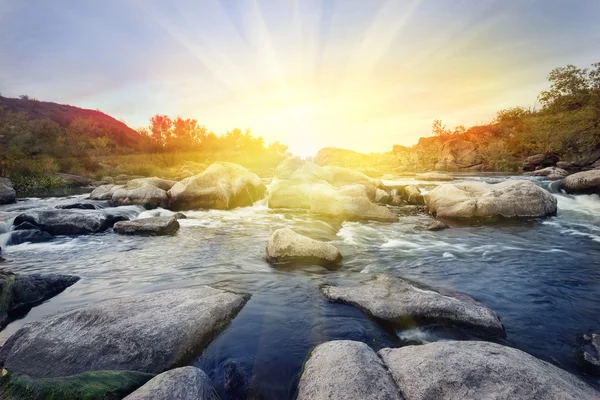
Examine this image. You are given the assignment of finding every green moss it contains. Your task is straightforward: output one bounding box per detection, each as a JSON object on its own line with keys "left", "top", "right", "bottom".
{"left": 0, "top": 369, "right": 154, "bottom": 400}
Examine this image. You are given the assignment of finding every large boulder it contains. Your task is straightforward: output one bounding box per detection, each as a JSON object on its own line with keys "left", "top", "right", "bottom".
{"left": 0, "top": 178, "right": 16, "bottom": 205}
{"left": 577, "top": 333, "right": 600, "bottom": 376}
{"left": 525, "top": 166, "right": 569, "bottom": 180}
{"left": 379, "top": 341, "right": 599, "bottom": 400}
{"left": 560, "top": 170, "right": 600, "bottom": 195}
{"left": 110, "top": 177, "right": 176, "bottom": 209}
{"left": 168, "top": 163, "right": 266, "bottom": 210}
{"left": 0, "top": 287, "right": 249, "bottom": 378}
{"left": 113, "top": 216, "right": 179, "bottom": 236}
{"left": 321, "top": 274, "right": 505, "bottom": 339}
{"left": 13, "top": 210, "right": 128, "bottom": 235}
{"left": 124, "top": 367, "right": 218, "bottom": 400}
{"left": 89, "top": 184, "right": 125, "bottom": 200}
{"left": 522, "top": 152, "right": 560, "bottom": 171}
{"left": 5, "top": 229, "right": 53, "bottom": 245}
{"left": 424, "top": 180, "right": 557, "bottom": 219}
{"left": 0, "top": 270, "right": 79, "bottom": 329}
{"left": 297, "top": 341, "right": 402, "bottom": 400}
{"left": 266, "top": 228, "right": 342, "bottom": 265}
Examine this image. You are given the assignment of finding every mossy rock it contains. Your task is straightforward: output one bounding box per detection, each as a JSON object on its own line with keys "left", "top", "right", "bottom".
{"left": 0, "top": 369, "right": 154, "bottom": 400}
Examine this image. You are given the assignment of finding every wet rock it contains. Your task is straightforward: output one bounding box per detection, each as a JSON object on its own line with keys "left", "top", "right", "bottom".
{"left": 424, "top": 180, "right": 557, "bottom": 219}
{"left": 0, "top": 270, "right": 79, "bottom": 329}
{"left": 169, "top": 162, "right": 266, "bottom": 210}
{"left": 297, "top": 340, "right": 403, "bottom": 400}
{"left": 56, "top": 202, "right": 97, "bottom": 210}
{"left": 0, "top": 178, "right": 16, "bottom": 205}
{"left": 112, "top": 183, "right": 169, "bottom": 209}
{"left": 416, "top": 172, "right": 453, "bottom": 181}
{"left": 425, "top": 220, "right": 449, "bottom": 231}
{"left": 6, "top": 229, "right": 53, "bottom": 245}
{"left": 124, "top": 367, "right": 218, "bottom": 400}
{"left": 114, "top": 216, "right": 179, "bottom": 236}
{"left": 266, "top": 228, "right": 342, "bottom": 265}
{"left": 13, "top": 210, "right": 128, "bottom": 235}
{"left": 379, "top": 341, "right": 599, "bottom": 400}
{"left": 375, "top": 189, "right": 393, "bottom": 204}
{"left": 89, "top": 184, "right": 125, "bottom": 200}
{"left": 13, "top": 221, "right": 40, "bottom": 231}
{"left": 577, "top": 333, "right": 600, "bottom": 376}
{"left": 0, "top": 287, "right": 249, "bottom": 378}
{"left": 560, "top": 170, "right": 600, "bottom": 195}
{"left": 174, "top": 212, "right": 187, "bottom": 219}
{"left": 321, "top": 274, "right": 505, "bottom": 339}
{"left": 556, "top": 161, "right": 576, "bottom": 171}
{"left": 525, "top": 166, "right": 569, "bottom": 180}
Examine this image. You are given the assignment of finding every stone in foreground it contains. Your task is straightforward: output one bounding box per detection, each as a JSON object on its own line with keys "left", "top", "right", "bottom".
{"left": 560, "top": 170, "right": 600, "bottom": 195}
{"left": 577, "top": 333, "right": 600, "bottom": 376}
{"left": 0, "top": 178, "right": 16, "bottom": 205}
{"left": 321, "top": 274, "right": 505, "bottom": 339}
{"left": 266, "top": 228, "right": 342, "bottom": 265}
{"left": 424, "top": 180, "right": 557, "bottom": 219}
{"left": 113, "top": 216, "right": 179, "bottom": 236}
{"left": 297, "top": 341, "right": 403, "bottom": 400}
{"left": 124, "top": 367, "right": 218, "bottom": 400}
{"left": 0, "top": 270, "right": 79, "bottom": 329}
{"left": 0, "top": 287, "right": 248, "bottom": 378}
{"left": 13, "top": 210, "right": 128, "bottom": 235}
{"left": 379, "top": 341, "right": 599, "bottom": 400}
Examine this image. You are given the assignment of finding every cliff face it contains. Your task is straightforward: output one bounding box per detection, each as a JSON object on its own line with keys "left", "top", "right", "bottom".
{"left": 434, "top": 138, "right": 483, "bottom": 172}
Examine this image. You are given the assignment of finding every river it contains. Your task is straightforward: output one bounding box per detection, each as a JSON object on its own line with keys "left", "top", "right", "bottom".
{"left": 0, "top": 174, "right": 599, "bottom": 399}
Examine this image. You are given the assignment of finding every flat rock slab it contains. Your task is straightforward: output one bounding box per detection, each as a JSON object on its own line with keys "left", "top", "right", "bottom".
{"left": 266, "top": 228, "right": 342, "bottom": 265}
{"left": 114, "top": 216, "right": 179, "bottom": 236}
{"left": 13, "top": 210, "right": 128, "bottom": 235}
{"left": 321, "top": 274, "right": 505, "bottom": 339}
{"left": 124, "top": 367, "right": 218, "bottom": 400}
{"left": 379, "top": 341, "right": 599, "bottom": 400}
{"left": 297, "top": 341, "right": 403, "bottom": 400}
{"left": 0, "top": 287, "right": 249, "bottom": 378}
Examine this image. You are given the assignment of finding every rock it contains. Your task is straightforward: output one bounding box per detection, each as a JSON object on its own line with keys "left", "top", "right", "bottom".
{"left": 124, "top": 367, "right": 218, "bottom": 400}
{"left": 375, "top": 189, "right": 393, "bottom": 205}
{"left": 173, "top": 212, "right": 187, "bottom": 219}
{"left": 523, "top": 152, "right": 560, "bottom": 171}
{"left": 89, "top": 184, "right": 124, "bottom": 200}
{"left": 112, "top": 183, "right": 169, "bottom": 209}
{"left": 0, "top": 178, "right": 16, "bottom": 205}
{"left": 268, "top": 179, "right": 314, "bottom": 209}
{"left": 297, "top": 341, "right": 403, "bottom": 400}
{"left": 13, "top": 210, "right": 128, "bottom": 235}
{"left": 310, "top": 183, "right": 398, "bottom": 222}
{"left": 127, "top": 177, "right": 177, "bottom": 191}
{"left": 56, "top": 173, "right": 92, "bottom": 187}
{"left": 379, "top": 341, "right": 599, "bottom": 400}
{"left": 425, "top": 220, "right": 449, "bottom": 231}
{"left": 266, "top": 228, "right": 342, "bottom": 265}
{"left": 55, "top": 202, "right": 98, "bottom": 210}
{"left": 424, "top": 180, "right": 557, "bottom": 219}
{"left": 556, "top": 161, "right": 575, "bottom": 171}
{"left": 389, "top": 195, "right": 405, "bottom": 206}
{"left": 0, "top": 270, "right": 79, "bottom": 329}
{"left": 577, "top": 333, "right": 600, "bottom": 376}
{"left": 101, "top": 176, "right": 115, "bottom": 184}
{"left": 403, "top": 185, "right": 424, "bottom": 205}
{"left": 525, "top": 167, "right": 569, "bottom": 180}
{"left": 13, "top": 221, "right": 41, "bottom": 231}
{"left": 560, "top": 170, "right": 600, "bottom": 195}
{"left": 6, "top": 229, "right": 53, "bottom": 245}
{"left": 0, "top": 287, "right": 249, "bottom": 378}
{"left": 574, "top": 149, "right": 600, "bottom": 169}
{"left": 321, "top": 274, "right": 505, "bottom": 339}
{"left": 416, "top": 172, "right": 453, "bottom": 181}
{"left": 114, "top": 216, "right": 179, "bottom": 236}
{"left": 434, "top": 138, "right": 483, "bottom": 172}
{"left": 168, "top": 163, "right": 266, "bottom": 210}
{"left": 115, "top": 174, "right": 145, "bottom": 184}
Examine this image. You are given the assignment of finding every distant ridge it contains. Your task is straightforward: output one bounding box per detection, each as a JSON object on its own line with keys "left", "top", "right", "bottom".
{"left": 0, "top": 95, "right": 141, "bottom": 147}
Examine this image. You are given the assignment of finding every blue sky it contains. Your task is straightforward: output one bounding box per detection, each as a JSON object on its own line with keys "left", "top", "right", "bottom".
{"left": 1, "top": 0, "right": 599, "bottom": 156}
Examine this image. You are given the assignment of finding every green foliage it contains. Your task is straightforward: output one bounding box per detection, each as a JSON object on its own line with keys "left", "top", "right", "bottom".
{"left": 0, "top": 369, "right": 153, "bottom": 400}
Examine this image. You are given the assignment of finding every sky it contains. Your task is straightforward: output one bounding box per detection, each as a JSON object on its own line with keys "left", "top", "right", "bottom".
{"left": 1, "top": 0, "right": 599, "bottom": 157}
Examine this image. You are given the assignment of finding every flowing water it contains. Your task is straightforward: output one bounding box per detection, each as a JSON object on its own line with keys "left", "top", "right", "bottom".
{"left": 1, "top": 175, "right": 599, "bottom": 398}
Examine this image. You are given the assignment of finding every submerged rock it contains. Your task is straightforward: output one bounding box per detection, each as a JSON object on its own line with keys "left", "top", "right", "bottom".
{"left": 0, "top": 287, "right": 248, "bottom": 378}
{"left": 379, "top": 341, "right": 599, "bottom": 400}
{"left": 321, "top": 274, "right": 505, "bottom": 339}
{"left": 416, "top": 172, "right": 453, "bottom": 181}
{"left": 526, "top": 166, "right": 569, "bottom": 180}
{"left": 113, "top": 216, "right": 179, "bottom": 236}
{"left": 560, "top": 170, "right": 600, "bottom": 195}
{"left": 297, "top": 341, "right": 402, "bottom": 400}
{"left": 266, "top": 228, "right": 342, "bottom": 265}
{"left": 0, "top": 270, "right": 79, "bottom": 329}
{"left": 169, "top": 162, "right": 266, "bottom": 210}
{"left": 6, "top": 229, "right": 53, "bottom": 245}
{"left": 13, "top": 210, "right": 128, "bottom": 235}
{"left": 577, "top": 333, "right": 600, "bottom": 376}
{"left": 124, "top": 367, "right": 218, "bottom": 400}
{"left": 0, "top": 178, "right": 16, "bottom": 205}
{"left": 424, "top": 180, "right": 557, "bottom": 219}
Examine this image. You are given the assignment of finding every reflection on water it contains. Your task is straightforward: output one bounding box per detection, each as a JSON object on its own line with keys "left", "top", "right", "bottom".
{"left": 1, "top": 175, "right": 599, "bottom": 398}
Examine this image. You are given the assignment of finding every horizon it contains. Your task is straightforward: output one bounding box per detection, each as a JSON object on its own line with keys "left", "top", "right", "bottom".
{"left": 2, "top": 1, "right": 600, "bottom": 157}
